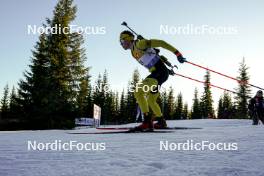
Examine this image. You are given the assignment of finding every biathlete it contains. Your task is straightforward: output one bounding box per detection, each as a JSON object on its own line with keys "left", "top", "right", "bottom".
{"left": 120, "top": 30, "right": 186, "bottom": 131}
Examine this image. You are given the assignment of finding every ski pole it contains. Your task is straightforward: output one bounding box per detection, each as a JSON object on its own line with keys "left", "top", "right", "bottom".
{"left": 121, "top": 21, "right": 144, "bottom": 39}
{"left": 186, "top": 60, "right": 264, "bottom": 91}
{"left": 121, "top": 21, "right": 139, "bottom": 36}
{"left": 173, "top": 72, "right": 251, "bottom": 99}
{"left": 120, "top": 22, "right": 259, "bottom": 92}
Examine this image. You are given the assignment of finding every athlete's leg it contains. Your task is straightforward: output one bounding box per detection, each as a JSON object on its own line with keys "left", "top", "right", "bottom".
{"left": 134, "top": 78, "right": 158, "bottom": 114}
{"left": 148, "top": 92, "right": 167, "bottom": 129}
{"left": 147, "top": 92, "right": 162, "bottom": 117}
{"left": 133, "top": 78, "right": 158, "bottom": 131}
{"left": 146, "top": 63, "right": 169, "bottom": 129}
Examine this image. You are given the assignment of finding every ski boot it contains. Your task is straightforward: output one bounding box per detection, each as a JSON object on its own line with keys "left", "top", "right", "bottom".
{"left": 132, "top": 113, "right": 153, "bottom": 132}
{"left": 154, "top": 117, "right": 167, "bottom": 129}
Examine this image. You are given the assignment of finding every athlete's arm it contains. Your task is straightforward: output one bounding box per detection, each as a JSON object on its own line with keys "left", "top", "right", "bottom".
{"left": 136, "top": 39, "right": 178, "bottom": 53}
{"left": 136, "top": 39, "right": 186, "bottom": 63}
{"left": 150, "top": 39, "right": 178, "bottom": 53}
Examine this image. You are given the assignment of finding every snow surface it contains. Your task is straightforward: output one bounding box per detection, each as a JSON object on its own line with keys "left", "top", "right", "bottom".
{"left": 0, "top": 119, "right": 264, "bottom": 176}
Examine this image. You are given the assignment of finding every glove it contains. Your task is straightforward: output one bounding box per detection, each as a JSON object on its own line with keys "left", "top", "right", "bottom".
{"left": 178, "top": 56, "right": 186, "bottom": 63}
{"left": 168, "top": 69, "right": 175, "bottom": 75}
{"left": 174, "top": 51, "right": 186, "bottom": 63}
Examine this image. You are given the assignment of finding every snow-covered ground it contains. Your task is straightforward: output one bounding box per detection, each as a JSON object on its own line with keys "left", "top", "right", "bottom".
{"left": 0, "top": 119, "right": 264, "bottom": 176}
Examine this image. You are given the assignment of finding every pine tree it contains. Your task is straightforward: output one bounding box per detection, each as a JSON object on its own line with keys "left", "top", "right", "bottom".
{"left": 119, "top": 89, "right": 126, "bottom": 123}
{"left": 17, "top": 0, "right": 89, "bottom": 129}
{"left": 17, "top": 33, "right": 51, "bottom": 124}
{"left": 174, "top": 92, "right": 183, "bottom": 119}
{"left": 105, "top": 91, "right": 115, "bottom": 124}
{"left": 222, "top": 92, "right": 233, "bottom": 118}
{"left": 218, "top": 91, "right": 234, "bottom": 119}
{"left": 1, "top": 85, "right": 9, "bottom": 119}
{"left": 9, "top": 87, "right": 20, "bottom": 119}
{"left": 76, "top": 74, "right": 91, "bottom": 117}
{"left": 102, "top": 70, "right": 117, "bottom": 124}
{"left": 182, "top": 103, "right": 189, "bottom": 119}
{"left": 234, "top": 58, "right": 251, "bottom": 118}
{"left": 200, "top": 70, "right": 214, "bottom": 118}
{"left": 92, "top": 71, "right": 118, "bottom": 124}
{"left": 167, "top": 87, "right": 175, "bottom": 120}
{"left": 217, "top": 96, "right": 224, "bottom": 119}
{"left": 191, "top": 88, "right": 202, "bottom": 119}
{"left": 69, "top": 31, "right": 90, "bottom": 117}
{"left": 86, "top": 82, "right": 93, "bottom": 118}
{"left": 126, "top": 69, "right": 140, "bottom": 123}
{"left": 110, "top": 91, "right": 118, "bottom": 123}
{"left": 113, "top": 92, "right": 119, "bottom": 123}
{"left": 102, "top": 70, "right": 109, "bottom": 114}
{"left": 160, "top": 91, "right": 168, "bottom": 119}
{"left": 46, "top": 0, "right": 87, "bottom": 127}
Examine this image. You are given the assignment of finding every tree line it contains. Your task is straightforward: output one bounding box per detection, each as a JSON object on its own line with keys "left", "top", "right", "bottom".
{"left": 0, "top": 0, "right": 252, "bottom": 130}
{"left": 0, "top": 58, "right": 251, "bottom": 130}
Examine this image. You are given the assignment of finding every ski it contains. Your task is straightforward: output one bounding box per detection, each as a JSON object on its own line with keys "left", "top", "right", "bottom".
{"left": 96, "top": 127, "right": 202, "bottom": 130}
{"left": 68, "top": 130, "right": 174, "bottom": 135}
{"left": 67, "top": 126, "right": 202, "bottom": 135}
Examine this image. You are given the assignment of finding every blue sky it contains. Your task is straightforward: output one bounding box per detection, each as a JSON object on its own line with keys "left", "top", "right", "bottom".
{"left": 1, "top": 0, "right": 264, "bottom": 109}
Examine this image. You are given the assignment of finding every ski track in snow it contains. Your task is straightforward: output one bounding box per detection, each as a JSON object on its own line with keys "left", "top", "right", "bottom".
{"left": 0, "top": 119, "right": 264, "bottom": 176}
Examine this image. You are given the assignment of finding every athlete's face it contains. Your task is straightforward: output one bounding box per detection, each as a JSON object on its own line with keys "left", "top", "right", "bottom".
{"left": 120, "top": 39, "right": 132, "bottom": 50}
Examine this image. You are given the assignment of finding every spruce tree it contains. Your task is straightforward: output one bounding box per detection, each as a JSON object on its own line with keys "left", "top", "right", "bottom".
{"left": 200, "top": 70, "right": 214, "bottom": 118}
{"left": 92, "top": 71, "right": 117, "bottom": 124}
{"left": 222, "top": 92, "right": 233, "bottom": 118}
{"left": 9, "top": 87, "right": 20, "bottom": 119}
{"left": 109, "top": 91, "right": 118, "bottom": 123}
{"left": 113, "top": 92, "right": 119, "bottom": 124}
{"left": 17, "top": 33, "right": 51, "bottom": 125}
{"left": 182, "top": 103, "right": 189, "bottom": 119}
{"left": 234, "top": 58, "right": 251, "bottom": 118}
{"left": 126, "top": 69, "right": 140, "bottom": 123}
{"left": 160, "top": 91, "right": 168, "bottom": 119}
{"left": 217, "top": 96, "right": 224, "bottom": 119}
{"left": 102, "top": 70, "right": 110, "bottom": 123}
{"left": 105, "top": 91, "right": 115, "bottom": 124}
{"left": 1, "top": 85, "right": 9, "bottom": 119}
{"left": 119, "top": 89, "right": 126, "bottom": 123}
{"left": 218, "top": 91, "right": 234, "bottom": 119}
{"left": 76, "top": 75, "right": 91, "bottom": 117}
{"left": 46, "top": 0, "right": 88, "bottom": 127}
{"left": 174, "top": 92, "right": 183, "bottom": 119}
{"left": 167, "top": 87, "right": 175, "bottom": 120}
{"left": 191, "top": 88, "right": 202, "bottom": 119}
{"left": 17, "top": 0, "right": 89, "bottom": 128}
